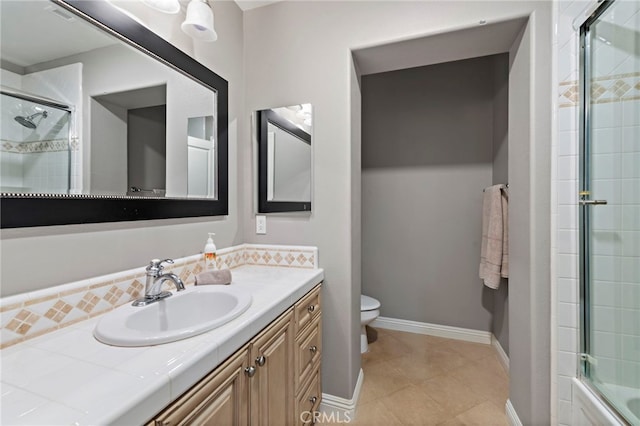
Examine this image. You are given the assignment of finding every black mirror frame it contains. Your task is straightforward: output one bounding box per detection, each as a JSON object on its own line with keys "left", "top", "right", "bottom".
{"left": 0, "top": 0, "right": 228, "bottom": 228}
{"left": 257, "top": 109, "right": 312, "bottom": 214}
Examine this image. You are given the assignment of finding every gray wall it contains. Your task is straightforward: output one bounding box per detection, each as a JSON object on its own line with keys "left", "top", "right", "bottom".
{"left": 90, "top": 98, "right": 128, "bottom": 195}
{"left": 491, "top": 53, "right": 509, "bottom": 355}
{"left": 243, "top": 1, "right": 552, "bottom": 414}
{"left": 361, "top": 56, "right": 497, "bottom": 332}
{"left": 128, "top": 105, "right": 167, "bottom": 192}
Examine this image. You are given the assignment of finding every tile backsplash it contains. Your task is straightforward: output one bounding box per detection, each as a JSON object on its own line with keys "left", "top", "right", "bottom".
{"left": 0, "top": 244, "right": 318, "bottom": 349}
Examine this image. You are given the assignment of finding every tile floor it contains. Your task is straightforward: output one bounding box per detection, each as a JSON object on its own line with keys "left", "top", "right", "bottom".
{"left": 346, "top": 328, "right": 509, "bottom": 425}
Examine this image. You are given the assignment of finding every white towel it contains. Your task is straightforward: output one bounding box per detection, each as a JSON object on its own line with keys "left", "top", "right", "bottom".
{"left": 479, "top": 184, "right": 509, "bottom": 289}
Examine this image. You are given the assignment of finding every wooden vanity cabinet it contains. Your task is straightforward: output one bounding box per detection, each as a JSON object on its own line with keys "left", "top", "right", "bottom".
{"left": 149, "top": 345, "right": 250, "bottom": 425}
{"left": 148, "top": 284, "right": 322, "bottom": 426}
{"left": 293, "top": 285, "right": 322, "bottom": 425}
{"left": 249, "top": 310, "right": 294, "bottom": 425}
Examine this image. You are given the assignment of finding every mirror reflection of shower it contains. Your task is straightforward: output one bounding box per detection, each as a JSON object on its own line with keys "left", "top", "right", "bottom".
{"left": 1, "top": 90, "right": 72, "bottom": 194}
{"left": 14, "top": 110, "right": 48, "bottom": 129}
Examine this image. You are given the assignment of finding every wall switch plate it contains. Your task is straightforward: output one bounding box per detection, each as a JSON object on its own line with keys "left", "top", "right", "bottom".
{"left": 256, "top": 215, "right": 266, "bottom": 234}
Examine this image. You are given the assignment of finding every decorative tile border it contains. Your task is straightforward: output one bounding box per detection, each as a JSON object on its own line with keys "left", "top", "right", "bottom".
{"left": 559, "top": 72, "right": 640, "bottom": 108}
{"left": 0, "top": 137, "right": 79, "bottom": 154}
{"left": 242, "top": 245, "right": 317, "bottom": 269}
{"left": 0, "top": 244, "right": 318, "bottom": 349}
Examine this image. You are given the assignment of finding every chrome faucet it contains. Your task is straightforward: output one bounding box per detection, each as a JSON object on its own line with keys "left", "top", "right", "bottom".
{"left": 132, "top": 259, "right": 185, "bottom": 306}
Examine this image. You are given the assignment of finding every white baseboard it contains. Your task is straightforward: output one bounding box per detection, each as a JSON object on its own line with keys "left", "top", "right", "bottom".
{"left": 319, "top": 368, "right": 363, "bottom": 423}
{"left": 506, "top": 399, "right": 522, "bottom": 426}
{"left": 372, "top": 316, "right": 492, "bottom": 345}
{"left": 491, "top": 334, "right": 510, "bottom": 373}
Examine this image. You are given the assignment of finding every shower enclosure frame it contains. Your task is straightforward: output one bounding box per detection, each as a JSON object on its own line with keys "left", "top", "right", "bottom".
{"left": 578, "top": 0, "right": 637, "bottom": 424}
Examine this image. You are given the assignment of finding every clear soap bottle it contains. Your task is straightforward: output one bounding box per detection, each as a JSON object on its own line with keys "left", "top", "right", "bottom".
{"left": 204, "top": 232, "right": 217, "bottom": 270}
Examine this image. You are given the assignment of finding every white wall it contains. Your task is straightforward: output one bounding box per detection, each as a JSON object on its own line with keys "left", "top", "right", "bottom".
{"left": 243, "top": 2, "right": 552, "bottom": 417}
{"left": 0, "top": 0, "right": 245, "bottom": 297}
{"left": 28, "top": 43, "right": 213, "bottom": 197}
{"left": 492, "top": 53, "right": 510, "bottom": 355}
{"left": 269, "top": 123, "right": 311, "bottom": 201}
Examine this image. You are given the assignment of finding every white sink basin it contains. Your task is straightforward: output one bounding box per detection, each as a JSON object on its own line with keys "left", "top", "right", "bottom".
{"left": 94, "top": 286, "right": 252, "bottom": 347}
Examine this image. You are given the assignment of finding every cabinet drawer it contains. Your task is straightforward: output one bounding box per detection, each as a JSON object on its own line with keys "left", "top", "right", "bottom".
{"left": 296, "top": 369, "right": 321, "bottom": 425}
{"left": 295, "top": 315, "right": 321, "bottom": 391}
{"left": 295, "top": 284, "right": 321, "bottom": 334}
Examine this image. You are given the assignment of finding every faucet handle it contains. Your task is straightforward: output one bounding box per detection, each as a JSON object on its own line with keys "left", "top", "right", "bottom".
{"left": 147, "top": 258, "right": 174, "bottom": 272}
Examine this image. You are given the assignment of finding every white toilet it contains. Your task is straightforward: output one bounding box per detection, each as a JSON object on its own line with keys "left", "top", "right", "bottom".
{"left": 360, "top": 294, "right": 381, "bottom": 353}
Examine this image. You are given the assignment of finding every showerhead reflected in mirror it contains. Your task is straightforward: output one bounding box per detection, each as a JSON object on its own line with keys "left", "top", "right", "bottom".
{"left": 0, "top": 0, "right": 229, "bottom": 228}
{"left": 1, "top": 91, "right": 72, "bottom": 194}
{"left": 0, "top": 0, "right": 222, "bottom": 200}
{"left": 257, "top": 103, "right": 312, "bottom": 213}
{"left": 15, "top": 111, "right": 48, "bottom": 129}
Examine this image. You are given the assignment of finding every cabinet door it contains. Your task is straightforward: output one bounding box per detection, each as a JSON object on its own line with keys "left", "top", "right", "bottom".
{"left": 151, "top": 347, "right": 250, "bottom": 426}
{"left": 295, "top": 369, "right": 321, "bottom": 426}
{"left": 250, "top": 311, "right": 294, "bottom": 425}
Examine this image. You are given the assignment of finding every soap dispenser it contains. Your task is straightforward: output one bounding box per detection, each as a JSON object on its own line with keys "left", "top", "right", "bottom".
{"left": 204, "top": 232, "right": 217, "bottom": 270}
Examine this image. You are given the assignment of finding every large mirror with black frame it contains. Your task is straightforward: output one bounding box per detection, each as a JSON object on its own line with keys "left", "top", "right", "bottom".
{"left": 0, "top": 0, "right": 228, "bottom": 228}
{"left": 257, "top": 104, "right": 312, "bottom": 213}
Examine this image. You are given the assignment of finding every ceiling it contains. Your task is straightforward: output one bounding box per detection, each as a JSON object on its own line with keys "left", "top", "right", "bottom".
{"left": 234, "top": 0, "right": 283, "bottom": 11}
{"left": 0, "top": 1, "right": 117, "bottom": 69}
{"left": 353, "top": 17, "right": 528, "bottom": 76}
{"left": 0, "top": 0, "right": 286, "bottom": 70}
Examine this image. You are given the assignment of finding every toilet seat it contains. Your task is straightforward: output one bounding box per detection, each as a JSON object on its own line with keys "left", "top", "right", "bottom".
{"left": 361, "top": 295, "right": 380, "bottom": 311}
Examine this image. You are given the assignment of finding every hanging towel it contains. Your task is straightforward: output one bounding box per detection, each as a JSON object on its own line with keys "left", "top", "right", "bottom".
{"left": 479, "top": 184, "right": 509, "bottom": 289}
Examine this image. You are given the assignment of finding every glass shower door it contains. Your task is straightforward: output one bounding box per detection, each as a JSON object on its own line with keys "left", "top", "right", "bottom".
{"left": 580, "top": 0, "right": 640, "bottom": 424}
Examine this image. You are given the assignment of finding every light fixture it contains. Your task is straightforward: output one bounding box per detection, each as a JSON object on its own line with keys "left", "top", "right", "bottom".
{"left": 181, "top": 0, "right": 218, "bottom": 42}
{"left": 142, "top": 0, "right": 180, "bottom": 14}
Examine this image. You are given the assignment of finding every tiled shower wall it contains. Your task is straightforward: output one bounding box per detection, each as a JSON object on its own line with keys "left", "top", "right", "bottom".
{"left": 0, "top": 94, "right": 72, "bottom": 194}
{"left": 555, "top": 0, "right": 640, "bottom": 424}
{"left": 0, "top": 64, "right": 81, "bottom": 194}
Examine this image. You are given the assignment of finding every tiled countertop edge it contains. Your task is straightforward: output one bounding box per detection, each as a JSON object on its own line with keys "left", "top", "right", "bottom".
{"left": 1, "top": 264, "right": 324, "bottom": 425}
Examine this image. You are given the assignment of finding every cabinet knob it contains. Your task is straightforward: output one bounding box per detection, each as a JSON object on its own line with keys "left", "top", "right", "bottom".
{"left": 244, "top": 366, "right": 256, "bottom": 377}
{"left": 309, "top": 345, "right": 318, "bottom": 354}
{"left": 309, "top": 396, "right": 318, "bottom": 405}
{"left": 256, "top": 355, "right": 266, "bottom": 367}
{"left": 307, "top": 304, "right": 315, "bottom": 313}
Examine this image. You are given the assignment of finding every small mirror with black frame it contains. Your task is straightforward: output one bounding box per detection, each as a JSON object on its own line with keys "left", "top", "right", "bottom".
{"left": 257, "top": 104, "right": 312, "bottom": 213}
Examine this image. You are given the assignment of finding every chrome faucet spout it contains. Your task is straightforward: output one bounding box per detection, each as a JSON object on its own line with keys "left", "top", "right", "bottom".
{"left": 132, "top": 259, "right": 185, "bottom": 307}
{"left": 152, "top": 273, "right": 185, "bottom": 295}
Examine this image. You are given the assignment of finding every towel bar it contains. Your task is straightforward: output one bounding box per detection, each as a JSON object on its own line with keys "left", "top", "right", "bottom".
{"left": 483, "top": 184, "right": 509, "bottom": 192}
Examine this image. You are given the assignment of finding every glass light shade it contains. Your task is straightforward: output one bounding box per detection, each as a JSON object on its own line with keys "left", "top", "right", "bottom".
{"left": 181, "top": 0, "right": 218, "bottom": 42}
{"left": 142, "top": 0, "right": 180, "bottom": 14}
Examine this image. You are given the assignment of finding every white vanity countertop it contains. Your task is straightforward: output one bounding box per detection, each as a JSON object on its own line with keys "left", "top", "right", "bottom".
{"left": 0, "top": 265, "right": 324, "bottom": 425}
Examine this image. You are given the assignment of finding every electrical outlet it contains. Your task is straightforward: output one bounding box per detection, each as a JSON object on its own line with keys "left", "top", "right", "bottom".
{"left": 256, "top": 215, "right": 266, "bottom": 234}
